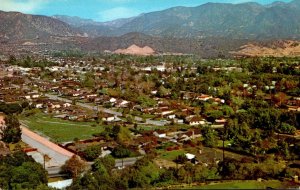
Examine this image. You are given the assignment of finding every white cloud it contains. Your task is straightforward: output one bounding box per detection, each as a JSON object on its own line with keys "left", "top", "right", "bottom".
{"left": 0, "top": 0, "right": 48, "bottom": 13}
{"left": 98, "top": 7, "right": 139, "bottom": 21}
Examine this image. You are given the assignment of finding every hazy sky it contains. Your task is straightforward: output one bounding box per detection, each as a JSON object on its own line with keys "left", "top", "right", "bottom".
{"left": 0, "top": 0, "right": 293, "bottom": 21}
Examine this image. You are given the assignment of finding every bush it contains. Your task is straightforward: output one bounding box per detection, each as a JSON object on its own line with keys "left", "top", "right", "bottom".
{"left": 82, "top": 145, "right": 102, "bottom": 161}
{"left": 174, "top": 154, "right": 188, "bottom": 164}
{"left": 277, "top": 123, "right": 296, "bottom": 135}
{"left": 112, "top": 146, "right": 132, "bottom": 158}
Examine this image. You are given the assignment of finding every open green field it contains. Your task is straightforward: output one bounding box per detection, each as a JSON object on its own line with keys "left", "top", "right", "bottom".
{"left": 188, "top": 180, "right": 287, "bottom": 189}
{"left": 157, "top": 149, "right": 185, "bottom": 161}
{"left": 20, "top": 113, "right": 104, "bottom": 143}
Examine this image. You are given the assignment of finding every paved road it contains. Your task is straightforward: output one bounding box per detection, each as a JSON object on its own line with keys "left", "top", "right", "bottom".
{"left": 45, "top": 93, "right": 169, "bottom": 126}
{"left": 21, "top": 125, "right": 74, "bottom": 168}
{"left": 47, "top": 167, "right": 64, "bottom": 176}
{"left": 47, "top": 157, "right": 141, "bottom": 177}
{"left": 115, "top": 157, "right": 142, "bottom": 168}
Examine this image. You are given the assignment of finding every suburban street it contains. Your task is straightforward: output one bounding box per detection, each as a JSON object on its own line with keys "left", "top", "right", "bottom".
{"left": 114, "top": 157, "right": 142, "bottom": 168}
{"left": 44, "top": 93, "right": 169, "bottom": 126}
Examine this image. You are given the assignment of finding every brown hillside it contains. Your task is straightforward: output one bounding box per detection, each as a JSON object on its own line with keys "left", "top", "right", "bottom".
{"left": 114, "top": 44, "right": 155, "bottom": 55}
{"left": 232, "top": 40, "right": 300, "bottom": 57}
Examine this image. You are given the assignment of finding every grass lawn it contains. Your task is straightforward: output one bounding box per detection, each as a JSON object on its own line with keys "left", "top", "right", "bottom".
{"left": 138, "top": 125, "right": 167, "bottom": 131}
{"left": 19, "top": 113, "right": 105, "bottom": 143}
{"left": 157, "top": 149, "right": 185, "bottom": 161}
{"left": 189, "top": 180, "right": 285, "bottom": 189}
{"left": 216, "top": 140, "right": 232, "bottom": 147}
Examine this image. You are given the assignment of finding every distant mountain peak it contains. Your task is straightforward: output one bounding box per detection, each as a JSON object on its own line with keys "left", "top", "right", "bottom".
{"left": 0, "top": 11, "right": 81, "bottom": 40}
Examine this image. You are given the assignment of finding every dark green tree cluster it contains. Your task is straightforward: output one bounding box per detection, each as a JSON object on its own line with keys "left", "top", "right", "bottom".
{"left": 68, "top": 156, "right": 117, "bottom": 190}
{"left": 0, "top": 102, "right": 23, "bottom": 115}
{"left": 81, "top": 145, "right": 102, "bottom": 161}
{"left": 96, "top": 125, "right": 131, "bottom": 143}
{"left": 8, "top": 56, "right": 58, "bottom": 68}
{"left": 0, "top": 152, "right": 48, "bottom": 190}
{"left": 218, "top": 156, "right": 295, "bottom": 180}
{"left": 224, "top": 107, "right": 299, "bottom": 157}
{"left": 201, "top": 126, "right": 218, "bottom": 148}
{"left": 111, "top": 145, "right": 132, "bottom": 158}
{"left": 1, "top": 115, "right": 22, "bottom": 143}
{"left": 68, "top": 155, "right": 222, "bottom": 189}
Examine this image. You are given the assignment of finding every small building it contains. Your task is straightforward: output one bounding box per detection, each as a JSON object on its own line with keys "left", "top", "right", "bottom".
{"left": 185, "top": 153, "right": 195, "bottom": 160}
{"left": 153, "top": 131, "right": 166, "bottom": 138}
{"left": 102, "top": 113, "right": 116, "bottom": 122}
{"left": 48, "top": 179, "right": 73, "bottom": 190}
{"left": 189, "top": 117, "right": 206, "bottom": 126}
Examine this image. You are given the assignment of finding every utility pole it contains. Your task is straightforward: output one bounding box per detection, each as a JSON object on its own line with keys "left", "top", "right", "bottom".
{"left": 43, "top": 154, "right": 46, "bottom": 169}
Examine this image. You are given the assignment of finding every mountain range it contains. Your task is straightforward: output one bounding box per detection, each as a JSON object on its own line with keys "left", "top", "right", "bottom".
{"left": 0, "top": 11, "right": 81, "bottom": 41}
{"left": 54, "top": 0, "right": 300, "bottom": 39}
{"left": 1, "top": 0, "right": 300, "bottom": 57}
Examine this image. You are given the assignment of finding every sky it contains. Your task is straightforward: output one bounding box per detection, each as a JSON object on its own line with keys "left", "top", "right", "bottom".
{"left": 0, "top": 0, "right": 294, "bottom": 22}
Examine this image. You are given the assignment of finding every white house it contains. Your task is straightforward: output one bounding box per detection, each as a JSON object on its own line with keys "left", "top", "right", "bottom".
{"left": 167, "top": 114, "right": 176, "bottom": 119}
{"left": 153, "top": 131, "right": 166, "bottom": 138}
{"left": 63, "top": 103, "right": 72, "bottom": 108}
{"left": 102, "top": 115, "right": 116, "bottom": 122}
{"left": 155, "top": 65, "right": 166, "bottom": 72}
{"left": 31, "top": 94, "right": 40, "bottom": 99}
{"left": 35, "top": 103, "right": 43, "bottom": 109}
{"left": 196, "top": 94, "right": 213, "bottom": 101}
{"left": 109, "top": 98, "right": 117, "bottom": 103}
{"left": 24, "top": 95, "right": 31, "bottom": 100}
{"left": 189, "top": 117, "right": 206, "bottom": 126}
{"left": 185, "top": 153, "right": 196, "bottom": 160}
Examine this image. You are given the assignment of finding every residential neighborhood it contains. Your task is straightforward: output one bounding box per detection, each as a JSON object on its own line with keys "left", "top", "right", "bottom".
{"left": 0, "top": 53, "right": 299, "bottom": 189}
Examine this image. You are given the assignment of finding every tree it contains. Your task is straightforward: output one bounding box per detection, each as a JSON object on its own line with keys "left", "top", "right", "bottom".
{"left": 35, "top": 184, "right": 57, "bottom": 190}
{"left": 158, "top": 169, "right": 176, "bottom": 184}
{"left": 205, "top": 110, "right": 223, "bottom": 123}
{"left": 82, "top": 145, "right": 102, "bottom": 161}
{"left": 158, "top": 86, "right": 170, "bottom": 97}
{"left": 137, "top": 95, "right": 156, "bottom": 107}
{"left": 10, "top": 162, "right": 47, "bottom": 189}
{"left": 0, "top": 151, "right": 48, "bottom": 190}
{"left": 222, "top": 105, "right": 234, "bottom": 117}
{"left": 194, "top": 165, "right": 219, "bottom": 182}
{"left": 69, "top": 156, "right": 117, "bottom": 190}
{"left": 273, "top": 92, "right": 287, "bottom": 106}
{"left": 218, "top": 158, "right": 240, "bottom": 179}
{"left": 0, "top": 103, "right": 23, "bottom": 114}
{"left": 111, "top": 125, "right": 121, "bottom": 138}
{"left": 1, "top": 115, "right": 22, "bottom": 143}
{"left": 92, "top": 155, "right": 115, "bottom": 172}
{"left": 112, "top": 146, "right": 132, "bottom": 158}
{"left": 174, "top": 154, "right": 188, "bottom": 164}
{"left": 82, "top": 72, "right": 95, "bottom": 88}
{"left": 126, "top": 158, "right": 160, "bottom": 188}
{"left": 276, "top": 123, "right": 296, "bottom": 135}
{"left": 62, "top": 155, "right": 87, "bottom": 178}
{"left": 202, "top": 126, "right": 218, "bottom": 148}
{"left": 8, "top": 55, "right": 17, "bottom": 64}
